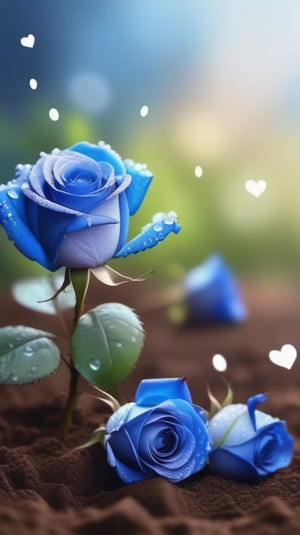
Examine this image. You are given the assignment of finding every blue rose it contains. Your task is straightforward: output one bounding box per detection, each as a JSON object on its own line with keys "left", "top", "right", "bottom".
{"left": 104, "top": 378, "right": 211, "bottom": 483}
{"left": 208, "top": 393, "right": 294, "bottom": 480}
{"left": 0, "top": 141, "right": 180, "bottom": 270}
{"left": 183, "top": 254, "right": 247, "bottom": 323}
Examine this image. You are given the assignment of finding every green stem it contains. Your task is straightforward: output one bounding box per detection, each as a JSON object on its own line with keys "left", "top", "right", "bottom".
{"left": 59, "top": 365, "right": 80, "bottom": 442}
{"left": 59, "top": 268, "right": 90, "bottom": 442}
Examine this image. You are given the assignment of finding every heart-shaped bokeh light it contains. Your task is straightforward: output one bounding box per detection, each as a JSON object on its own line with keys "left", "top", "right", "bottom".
{"left": 268, "top": 344, "right": 297, "bottom": 370}
{"left": 20, "top": 34, "right": 35, "bottom": 48}
{"left": 245, "top": 179, "right": 267, "bottom": 198}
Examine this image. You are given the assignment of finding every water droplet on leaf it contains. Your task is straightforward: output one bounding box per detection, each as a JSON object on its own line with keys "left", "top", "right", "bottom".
{"left": 89, "top": 358, "right": 101, "bottom": 371}
{"left": 24, "top": 345, "right": 34, "bottom": 357}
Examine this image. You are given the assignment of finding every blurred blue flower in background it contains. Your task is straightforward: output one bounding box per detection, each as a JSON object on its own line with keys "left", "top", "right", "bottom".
{"left": 183, "top": 254, "right": 247, "bottom": 323}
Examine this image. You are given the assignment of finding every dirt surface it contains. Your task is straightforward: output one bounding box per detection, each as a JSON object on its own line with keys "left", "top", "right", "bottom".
{"left": 0, "top": 279, "right": 300, "bottom": 534}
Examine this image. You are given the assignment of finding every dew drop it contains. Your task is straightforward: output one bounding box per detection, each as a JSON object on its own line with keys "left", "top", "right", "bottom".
{"left": 131, "top": 337, "right": 136, "bottom": 343}
{"left": 49, "top": 108, "right": 60, "bottom": 121}
{"left": 12, "top": 375, "right": 18, "bottom": 382}
{"left": 8, "top": 343, "right": 14, "bottom": 349}
{"left": 167, "top": 210, "right": 178, "bottom": 220}
{"left": 89, "top": 358, "right": 101, "bottom": 371}
{"left": 24, "top": 345, "right": 34, "bottom": 357}
{"left": 7, "top": 189, "right": 19, "bottom": 199}
{"left": 154, "top": 224, "right": 163, "bottom": 232}
{"left": 86, "top": 216, "right": 92, "bottom": 227}
{"left": 31, "top": 365, "right": 37, "bottom": 373}
{"left": 163, "top": 216, "right": 175, "bottom": 225}
{"left": 116, "top": 342, "right": 123, "bottom": 348}
{"left": 152, "top": 212, "right": 165, "bottom": 223}
{"left": 124, "top": 158, "right": 134, "bottom": 166}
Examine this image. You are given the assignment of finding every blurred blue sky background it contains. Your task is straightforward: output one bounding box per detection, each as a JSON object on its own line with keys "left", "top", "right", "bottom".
{"left": 1, "top": 0, "right": 300, "bottom": 286}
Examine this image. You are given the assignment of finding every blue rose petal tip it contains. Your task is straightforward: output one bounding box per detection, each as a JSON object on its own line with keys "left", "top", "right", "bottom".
{"left": 183, "top": 254, "right": 248, "bottom": 323}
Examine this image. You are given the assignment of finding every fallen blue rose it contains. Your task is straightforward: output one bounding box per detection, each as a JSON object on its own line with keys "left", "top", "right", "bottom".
{"left": 0, "top": 141, "right": 180, "bottom": 270}
{"left": 104, "top": 378, "right": 211, "bottom": 483}
{"left": 183, "top": 254, "right": 247, "bottom": 323}
{"left": 208, "top": 393, "right": 294, "bottom": 480}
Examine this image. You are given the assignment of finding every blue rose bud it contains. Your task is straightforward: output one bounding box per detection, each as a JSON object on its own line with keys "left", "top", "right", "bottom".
{"left": 104, "top": 378, "right": 211, "bottom": 484}
{"left": 208, "top": 393, "right": 294, "bottom": 480}
{"left": 183, "top": 254, "right": 247, "bottom": 323}
{"left": 0, "top": 141, "right": 180, "bottom": 271}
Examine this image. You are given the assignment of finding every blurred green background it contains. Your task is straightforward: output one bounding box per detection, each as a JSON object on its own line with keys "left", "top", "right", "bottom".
{"left": 1, "top": 0, "right": 300, "bottom": 288}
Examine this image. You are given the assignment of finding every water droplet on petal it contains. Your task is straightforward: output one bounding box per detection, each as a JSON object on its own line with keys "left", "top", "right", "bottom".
{"left": 154, "top": 224, "right": 163, "bottom": 232}
{"left": 89, "top": 358, "right": 101, "bottom": 371}
{"left": 86, "top": 216, "right": 92, "bottom": 227}
{"left": 152, "top": 212, "right": 165, "bottom": 223}
{"left": 163, "top": 216, "right": 175, "bottom": 225}
{"left": 167, "top": 210, "right": 178, "bottom": 220}
{"left": 7, "top": 189, "right": 19, "bottom": 199}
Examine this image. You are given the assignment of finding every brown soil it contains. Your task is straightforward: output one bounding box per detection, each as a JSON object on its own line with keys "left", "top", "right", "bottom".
{"left": 0, "top": 279, "right": 300, "bottom": 534}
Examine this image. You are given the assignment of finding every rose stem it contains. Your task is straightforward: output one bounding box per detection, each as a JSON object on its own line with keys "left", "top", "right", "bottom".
{"left": 59, "top": 366, "right": 80, "bottom": 442}
{"left": 59, "top": 268, "right": 90, "bottom": 442}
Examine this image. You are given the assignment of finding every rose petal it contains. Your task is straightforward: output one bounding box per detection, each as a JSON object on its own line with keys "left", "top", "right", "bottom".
{"left": 135, "top": 378, "right": 193, "bottom": 406}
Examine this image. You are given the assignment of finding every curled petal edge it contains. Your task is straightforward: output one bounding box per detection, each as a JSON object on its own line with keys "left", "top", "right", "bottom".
{"left": 114, "top": 213, "right": 181, "bottom": 258}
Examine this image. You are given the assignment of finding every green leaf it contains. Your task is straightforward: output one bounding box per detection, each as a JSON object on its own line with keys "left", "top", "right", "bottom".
{"left": 0, "top": 326, "right": 61, "bottom": 384}
{"left": 12, "top": 271, "right": 75, "bottom": 315}
{"left": 71, "top": 303, "right": 145, "bottom": 392}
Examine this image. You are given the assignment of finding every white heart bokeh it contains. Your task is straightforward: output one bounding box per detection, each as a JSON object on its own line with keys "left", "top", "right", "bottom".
{"left": 245, "top": 179, "right": 267, "bottom": 198}
{"left": 268, "top": 344, "right": 297, "bottom": 370}
{"left": 20, "top": 34, "right": 35, "bottom": 48}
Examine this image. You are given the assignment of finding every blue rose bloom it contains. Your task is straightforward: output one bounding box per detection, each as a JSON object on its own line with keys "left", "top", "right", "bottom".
{"left": 0, "top": 141, "right": 180, "bottom": 270}
{"left": 183, "top": 254, "right": 247, "bottom": 323}
{"left": 104, "top": 378, "right": 211, "bottom": 484}
{"left": 208, "top": 393, "right": 294, "bottom": 481}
